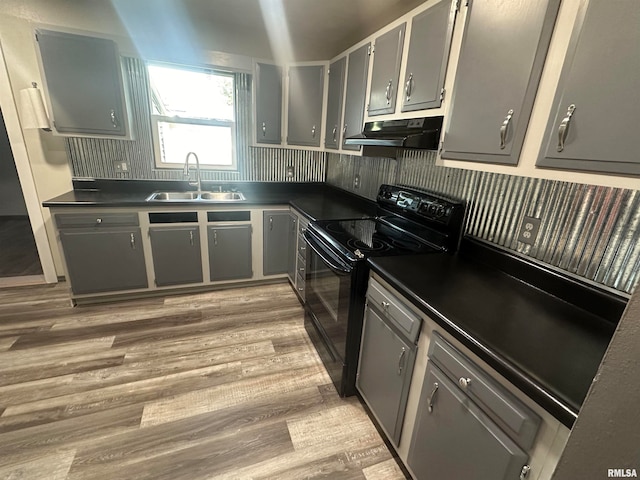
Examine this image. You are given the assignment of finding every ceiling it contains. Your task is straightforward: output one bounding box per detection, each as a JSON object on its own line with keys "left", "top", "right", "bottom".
{"left": 181, "top": 0, "right": 427, "bottom": 61}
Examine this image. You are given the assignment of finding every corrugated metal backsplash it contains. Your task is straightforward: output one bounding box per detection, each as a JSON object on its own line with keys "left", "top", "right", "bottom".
{"left": 328, "top": 151, "right": 640, "bottom": 295}
{"left": 66, "top": 57, "right": 325, "bottom": 182}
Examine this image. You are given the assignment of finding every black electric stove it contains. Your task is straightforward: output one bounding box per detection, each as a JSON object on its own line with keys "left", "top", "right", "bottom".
{"left": 303, "top": 184, "right": 466, "bottom": 396}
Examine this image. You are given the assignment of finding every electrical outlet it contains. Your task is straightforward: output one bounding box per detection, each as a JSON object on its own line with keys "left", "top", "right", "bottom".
{"left": 286, "top": 165, "right": 295, "bottom": 178}
{"left": 114, "top": 160, "right": 129, "bottom": 172}
{"left": 518, "top": 216, "right": 541, "bottom": 245}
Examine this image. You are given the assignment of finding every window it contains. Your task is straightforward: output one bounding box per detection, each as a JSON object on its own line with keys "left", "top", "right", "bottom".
{"left": 148, "top": 63, "right": 237, "bottom": 170}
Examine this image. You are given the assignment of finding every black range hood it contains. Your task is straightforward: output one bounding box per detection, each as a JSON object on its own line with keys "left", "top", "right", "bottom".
{"left": 344, "top": 116, "right": 443, "bottom": 152}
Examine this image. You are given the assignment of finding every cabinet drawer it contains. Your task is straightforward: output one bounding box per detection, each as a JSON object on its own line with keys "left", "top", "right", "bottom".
{"left": 296, "top": 272, "right": 306, "bottom": 299}
{"left": 298, "top": 218, "right": 309, "bottom": 235}
{"left": 366, "top": 278, "right": 421, "bottom": 343}
{"left": 428, "top": 333, "right": 540, "bottom": 449}
{"left": 298, "top": 234, "right": 307, "bottom": 258}
{"left": 55, "top": 212, "right": 139, "bottom": 229}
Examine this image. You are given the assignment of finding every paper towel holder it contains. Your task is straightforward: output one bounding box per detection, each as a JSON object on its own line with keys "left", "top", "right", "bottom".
{"left": 19, "top": 82, "right": 51, "bottom": 132}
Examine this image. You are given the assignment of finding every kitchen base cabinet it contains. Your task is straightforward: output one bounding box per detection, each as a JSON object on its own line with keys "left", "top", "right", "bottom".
{"left": 287, "top": 208, "right": 309, "bottom": 302}
{"left": 287, "top": 213, "right": 297, "bottom": 284}
{"left": 263, "top": 210, "right": 290, "bottom": 276}
{"left": 208, "top": 225, "right": 252, "bottom": 282}
{"left": 407, "top": 363, "right": 529, "bottom": 480}
{"left": 149, "top": 226, "right": 202, "bottom": 287}
{"left": 59, "top": 228, "right": 147, "bottom": 295}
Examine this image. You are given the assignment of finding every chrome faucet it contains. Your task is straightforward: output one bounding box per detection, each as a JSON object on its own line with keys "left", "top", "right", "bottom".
{"left": 183, "top": 152, "right": 202, "bottom": 192}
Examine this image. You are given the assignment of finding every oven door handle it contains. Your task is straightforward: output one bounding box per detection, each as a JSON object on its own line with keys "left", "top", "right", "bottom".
{"left": 305, "top": 234, "right": 353, "bottom": 275}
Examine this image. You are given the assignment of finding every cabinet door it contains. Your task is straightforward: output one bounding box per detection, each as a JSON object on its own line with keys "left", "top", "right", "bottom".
{"left": 401, "top": 0, "right": 457, "bottom": 112}
{"left": 255, "top": 62, "right": 282, "bottom": 144}
{"left": 59, "top": 228, "right": 147, "bottom": 295}
{"left": 342, "top": 43, "right": 371, "bottom": 151}
{"left": 287, "top": 213, "right": 298, "bottom": 284}
{"left": 324, "top": 57, "right": 346, "bottom": 150}
{"left": 208, "top": 225, "right": 252, "bottom": 281}
{"left": 263, "top": 211, "right": 290, "bottom": 275}
{"left": 149, "top": 227, "right": 202, "bottom": 287}
{"left": 368, "top": 24, "right": 406, "bottom": 116}
{"left": 36, "top": 29, "right": 127, "bottom": 136}
{"left": 408, "top": 364, "right": 528, "bottom": 480}
{"left": 537, "top": 0, "right": 640, "bottom": 174}
{"left": 287, "top": 65, "right": 324, "bottom": 147}
{"left": 357, "top": 307, "right": 414, "bottom": 445}
{"left": 441, "top": 0, "right": 560, "bottom": 164}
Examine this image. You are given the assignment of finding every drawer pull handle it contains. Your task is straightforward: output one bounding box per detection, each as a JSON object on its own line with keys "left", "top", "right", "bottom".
{"left": 300, "top": 246, "right": 306, "bottom": 251}
{"left": 332, "top": 126, "right": 337, "bottom": 142}
{"left": 458, "top": 377, "right": 472, "bottom": 389}
{"left": 397, "top": 347, "right": 406, "bottom": 375}
{"left": 520, "top": 465, "right": 531, "bottom": 480}
{"left": 385, "top": 79, "right": 393, "bottom": 105}
{"left": 299, "top": 267, "right": 305, "bottom": 272}
{"left": 557, "top": 104, "right": 576, "bottom": 152}
{"left": 300, "top": 227, "right": 307, "bottom": 233}
{"left": 405, "top": 72, "right": 413, "bottom": 101}
{"left": 110, "top": 109, "right": 119, "bottom": 128}
{"left": 130, "top": 233, "right": 136, "bottom": 249}
{"left": 262, "top": 122, "right": 266, "bottom": 137}
{"left": 269, "top": 216, "right": 273, "bottom": 231}
{"left": 189, "top": 230, "right": 194, "bottom": 246}
{"left": 427, "top": 382, "right": 439, "bottom": 413}
{"left": 96, "top": 218, "right": 102, "bottom": 224}
{"left": 381, "top": 301, "right": 390, "bottom": 311}
{"left": 213, "top": 230, "right": 218, "bottom": 246}
{"left": 499, "top": 109, "right": 514, "bottom": 150}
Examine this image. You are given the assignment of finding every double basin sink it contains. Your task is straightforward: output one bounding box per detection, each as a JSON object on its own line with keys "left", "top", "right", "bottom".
{"left": 146, "top": 191, "right": 246, "bottom": 202}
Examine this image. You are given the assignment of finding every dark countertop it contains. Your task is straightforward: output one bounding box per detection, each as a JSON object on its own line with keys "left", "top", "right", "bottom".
{"left": 368, "top": 240, "right": 625, "bottom": 428}
{"left": 43, "top": 180, "right": 377, "bottom": 222}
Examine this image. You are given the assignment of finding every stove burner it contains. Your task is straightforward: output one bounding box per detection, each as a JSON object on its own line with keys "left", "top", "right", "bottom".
{"left": 326, "top": 222, "right": 347, "bottom": 234}
{"left": 347, "top": 238, "right": 389, "bottom": 253}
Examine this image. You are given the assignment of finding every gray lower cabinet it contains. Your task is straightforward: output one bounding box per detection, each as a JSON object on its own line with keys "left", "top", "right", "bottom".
{"left": 401, "top": 0, "right": 457, "bottom": 112}
{"left": 537, "top": 0, "right": 640, "bottom": 175}
{"left": 368, "top": 24, "right": 406, "bottom": 116}
{"left": 149, "top": 227, "right": 202, "bottom": 286}
{"left": 36, "top": 29, "right": 127, "bottom": 137}
{"left": 324, "top": 57, "right": 346, "bottom": 150}
{"left": 208, "top": 225, "right": 252, "bottom": 281}
{"left": 407, "top": 363, "right": 529, "bottom": 480}
{"left": 255, "top": 62, "right": 282, "bottom": 144}
{"left": 342, "top": 43, "right": 371, "bottom": 151}
{"left": 263, "top": 211, "right": 290, "bottom": 275}
{"left": 59, "top": 228, "right": 147, "bottom": 295}
{"left": 287, "top": 65, "right": 325, "bottom": 147}
{"left": 441, "top": 0, "right": 560, "bottom": 165}
{"left": 357, "top": 306, "right": 415, "bottom": 445}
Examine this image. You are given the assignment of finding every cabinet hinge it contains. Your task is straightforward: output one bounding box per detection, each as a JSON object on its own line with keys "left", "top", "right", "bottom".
{"left": 440, "top": 88, "right": 446, "bottom": 101}
{"left": 35, "top": 32, "right": 39, "bottom": 42}
{"left": 366, "top": 103, "right": 370, "bottom": 112}
{"left": 455, "top": 0, "right": 461, "bottom": 11}
{"left": 367, "top": 45, "right": 372, "bottom": 56}
{"left": 466, "top": 0, "right": 472, "bottom": 6}
{"left": 438, "top": 141, "right": 444, "bottom": 156}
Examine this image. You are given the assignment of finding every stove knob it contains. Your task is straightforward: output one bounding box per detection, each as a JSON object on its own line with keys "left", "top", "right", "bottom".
{"left": 436, "top": 205, "right": 446, "bottom": 218}
{"left": 384, "top": 190, "right": 393, "bottom": 199}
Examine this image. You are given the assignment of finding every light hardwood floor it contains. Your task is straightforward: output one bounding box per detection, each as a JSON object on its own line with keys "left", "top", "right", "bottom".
{"left": 0, "top": 281, "right": 407, "bottom": 480}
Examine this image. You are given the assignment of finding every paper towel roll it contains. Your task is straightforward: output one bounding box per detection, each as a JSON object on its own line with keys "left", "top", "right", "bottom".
{"left": 19, "top": 85, "right": 51, "bottom": 129}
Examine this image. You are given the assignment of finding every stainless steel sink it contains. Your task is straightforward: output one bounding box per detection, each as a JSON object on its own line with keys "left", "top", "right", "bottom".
{"left": 146, "top": 191, "right": 246, "bottom": 202}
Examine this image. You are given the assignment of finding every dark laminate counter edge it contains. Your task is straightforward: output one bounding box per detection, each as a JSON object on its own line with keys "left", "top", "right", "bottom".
{"left": 368, "top": 260, "right": 581, "bottom": 428}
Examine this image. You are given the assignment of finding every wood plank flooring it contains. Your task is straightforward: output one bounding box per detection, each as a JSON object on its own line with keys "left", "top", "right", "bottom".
{"left": 0, "top": 217, "right": 42, "bottom": 277}
{"left": 0, "top": 282, "right": 406, "bottom": 479}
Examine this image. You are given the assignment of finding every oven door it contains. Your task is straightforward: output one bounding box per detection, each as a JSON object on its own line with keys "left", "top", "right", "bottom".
{"left": 304, "top": 233, "right": 354, "bottom": 381}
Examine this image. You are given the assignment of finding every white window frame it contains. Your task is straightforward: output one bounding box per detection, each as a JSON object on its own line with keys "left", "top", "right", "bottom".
{"left": 148, "top": 65, "right": 238, "bottom": 171}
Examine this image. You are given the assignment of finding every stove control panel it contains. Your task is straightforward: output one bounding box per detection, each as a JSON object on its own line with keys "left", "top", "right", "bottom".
{"left": 377, "top": 184, "right": 462, "bottom": 225}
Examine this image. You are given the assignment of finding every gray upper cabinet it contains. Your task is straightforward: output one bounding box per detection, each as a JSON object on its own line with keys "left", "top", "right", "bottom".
{"left": 324, "top": 57, "right": 346, "bottom": 150}
{"left": 537, "top": 0, "right": 640, "bottom": 175}
{"left": 263, "top": 210, "right": 290, "bottom": 275}
{"left": 401, "top": 0, "right": 457, "bottom": 112}
{"left": 36, "top": 29, "right": 127, "bottom": 137}
{"left": 287, "top": 65, "right": 325, "bottom": 147}
{"left": 368, "top": 24, "right": 406, "bottom": 116}
{"left": 441, "top": 0, "right": 560, "bottom": 165}
{"left": 255, "top": 62, "right": 282, "bottom": 144}
{"left": 150, "top": 227, "right": 203, "bottom": 287}
{"left": 208, "top": 225, "right": 252, "bottom": 281}
{"left": 342, "top": 43, "right": 371, "bottom": 151}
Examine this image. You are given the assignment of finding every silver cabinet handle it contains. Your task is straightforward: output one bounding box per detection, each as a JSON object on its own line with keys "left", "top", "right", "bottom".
{"left": 459, "top": 377, "right": 472, "bottom": 389}
{"left": 189, "top": 230, "right": 194, "bottom": 246}
{"left": 342, "top": 124, "right": 347, "bottom": 138}
{"left": 557, "top": 104, "right": 576, "bottom": 152}
{"left": 262, "top": 121, "right": 266, "bottom": 137}
{"left": 96, "top": 218, "right": 102, "bottom": 224}
{"left": 269, "top": 216, "right": 273, "bottom": 231}
{"left": 299, "top": 266, "right": 305, "bottom": 272}
{"left": 385, "top": 79, "right": 393, "bottom": 105}
{"left": 397, "top": 347, "right": 406, "bottom": 375}
{"left": 332, "top": 126, "right": 337, "bottom": 142}
{"left": 299, "top": 245, "right": 306, "bottom": 251}
{"left": 300, "top": 227, "right": 306, "bottom": 233}
{"left": 213, "top": 230, "right": 218, "bottom": 246}
{"left": 130, "top": 233, "right": 135, "bottom": 249}
{"left": 311, "top": 125, "right": 316, "bottom": 138}
{"left": 405, "top": 73, "right": 413, "bottom": 101}
{"left": 520, "top": 465, "right": 531, "bottom": 480}
{"left": 110, "top": 109, "right": 119, "bottom": 128}
{"left": 381, "top": 300, "right": 390, "bottom": 311}
{"left": 427, "top": 382, "right": 439, "bottom": 413}
{"left": 499, "top": 109, "right": 514, "bottom": 149}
